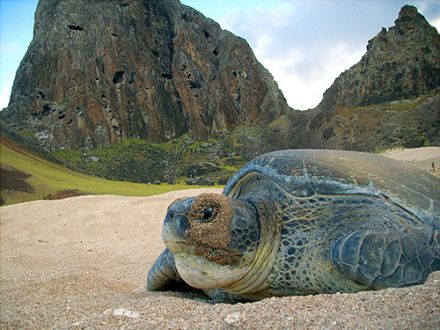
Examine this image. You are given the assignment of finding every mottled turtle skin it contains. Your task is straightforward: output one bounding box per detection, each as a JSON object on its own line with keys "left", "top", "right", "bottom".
{"left": 148, "top": 149, "right": 440, "bottom": 301}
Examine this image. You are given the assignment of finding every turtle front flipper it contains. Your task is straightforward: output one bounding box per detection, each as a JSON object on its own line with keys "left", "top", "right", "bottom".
{"left": 331, "top": 225, "right": 440, "bottom": 290}
{"left": 147, "top": 248, "right": 186, "bottom": 291}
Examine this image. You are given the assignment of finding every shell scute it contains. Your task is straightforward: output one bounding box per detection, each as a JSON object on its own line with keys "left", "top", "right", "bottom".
{"left": 224, "top": 149, "right": 440, "bottom": 219}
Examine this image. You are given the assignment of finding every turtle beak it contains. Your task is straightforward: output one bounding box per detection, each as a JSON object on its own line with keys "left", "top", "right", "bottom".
{"left": 162, "top": 197, "right": 195, "bottom": 245}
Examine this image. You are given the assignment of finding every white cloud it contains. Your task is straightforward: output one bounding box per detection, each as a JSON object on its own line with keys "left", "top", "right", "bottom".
{"left": 221, "top": 4, "right": 366, "bottom": 110}
{"left": 254, "top": 35, "right": 272, "bottom": 54}
{"left": 256, "top": 43, "right": 363, "bottom": 110}
{"left": 327, "top": 43, "right": 364, "bottom": 77}
{"left": 431, "top": 15, "right": 440, "bottom": 32}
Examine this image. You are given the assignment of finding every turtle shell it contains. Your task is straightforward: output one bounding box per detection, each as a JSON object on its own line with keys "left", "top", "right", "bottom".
{"left": 223, "top": 149, "right": 440, "bottom": 221}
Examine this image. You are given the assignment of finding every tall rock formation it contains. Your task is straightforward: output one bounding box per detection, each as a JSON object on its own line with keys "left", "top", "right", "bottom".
{"left": 2, "top": 0, "right": 289, "bottom": 150}
{"left": 305, "top": 5, "right": 440, "bottom": 150}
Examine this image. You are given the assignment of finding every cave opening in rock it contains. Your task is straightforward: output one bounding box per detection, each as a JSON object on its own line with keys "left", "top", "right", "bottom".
{"left": 160, "top": 73, "right": 173, "bottom": 80}
{"left": 42, "top": 104, "right": 51, "bottom": 116}
{"left": 67, "top": 24, "right": 84, "bottom": 31}
{"left": 112, "top": 71, "right": 125, "bottom": 84}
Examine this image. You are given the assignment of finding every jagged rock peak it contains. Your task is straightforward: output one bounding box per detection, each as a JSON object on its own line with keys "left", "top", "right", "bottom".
{"left": 393, "top": 5, "right": 437, "bottom": 36}
{"left": 396, "top": 5, "right": 427, "bottom": 25}
{"left": 304, "top": 4, "right": 440, "bottom": 152}
{"left": 318, "top": 4, "right": 440, "bottom": 109}
{"left": 397, "top": 4, "right": 420, "bottom": 19}
{"left": 2, "top": 0, "right": 289, "bottom": 150}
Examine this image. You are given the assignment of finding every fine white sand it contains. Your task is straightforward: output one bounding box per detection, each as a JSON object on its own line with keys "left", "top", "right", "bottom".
{"left": 1, "top": 187, "right": 439, "bottom": 329}
{"left": 383, "top": 146, "right": 440, "bottom": 176}
{"left": 0, "top": 189, "right": 440, "bottom": 329}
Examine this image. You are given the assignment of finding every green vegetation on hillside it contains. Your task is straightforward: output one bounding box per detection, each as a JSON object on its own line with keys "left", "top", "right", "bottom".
{"left": 1, "top": 114, "right": 311, "bottom": 196}
{"left": 0, "top": 139, "right": 209, "bottom": 206}
{"left": 339, "top": 90, "right": 438, "bottom": 114}
{"left": 1, "top": 122, "right": 289, "bottom": 206}
{"left": 51, "top": 126, "right": 277, "bottom": 185}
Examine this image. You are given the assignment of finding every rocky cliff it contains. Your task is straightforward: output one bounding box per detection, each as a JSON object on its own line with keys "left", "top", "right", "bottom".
{"left": 2, "top": 0, "right": 289, "bottom": 150}
{"left": 2, "top": 3, "right": 439, "bottom": 157}
{"left": 328, "top": 5, "right": 440, "bottom": 107}
{"left": 303, "top": 5, "right": 440, "bottom": 150}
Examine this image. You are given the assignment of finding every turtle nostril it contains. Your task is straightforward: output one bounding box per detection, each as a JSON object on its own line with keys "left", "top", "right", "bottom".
{"left": 165, "top": 211, "right": 175, "bottom": 224}
{"left": 175, "top": 216, "right": 190, "bottom": 236}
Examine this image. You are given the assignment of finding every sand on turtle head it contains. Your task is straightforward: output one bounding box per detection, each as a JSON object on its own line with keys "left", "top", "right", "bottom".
{"left": 186, "top": 193, "right": 240, "bottom": 265}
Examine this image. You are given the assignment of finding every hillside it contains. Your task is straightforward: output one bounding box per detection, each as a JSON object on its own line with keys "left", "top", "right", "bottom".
{"left": 304, "top": 90, "right": 440, "bottom": 151}
{"left": 0, "top": 137, "right": 207, "bottom": 206}
{"left": 301, "top": 5, "right": 440, "bottom": 151}
{"left": 1, "top": 4, "right": 439, "bottom": 185}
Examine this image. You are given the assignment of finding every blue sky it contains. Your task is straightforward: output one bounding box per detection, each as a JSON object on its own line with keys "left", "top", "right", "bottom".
{"left": 1, "top": 1, "right": 439, "bottom": 110}
{"left": 0, "top": 0, "right": 38, "bottom": 110}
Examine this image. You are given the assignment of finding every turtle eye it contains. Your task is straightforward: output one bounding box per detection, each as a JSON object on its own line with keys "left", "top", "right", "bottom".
{"left": 200, "top": 207, "right": 214, "bottom": 222}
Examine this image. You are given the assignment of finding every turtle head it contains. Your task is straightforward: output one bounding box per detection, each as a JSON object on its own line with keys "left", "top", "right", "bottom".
{"left": 162, "top": 193, "right": 260, "bottom": 289}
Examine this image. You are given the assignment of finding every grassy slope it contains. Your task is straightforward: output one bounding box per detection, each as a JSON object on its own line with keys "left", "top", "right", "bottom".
{"left": 0, "top": 139, "right": 209, "bottom": 206}
{"left": 51, "top": 133, "right": 244, "bottom": 184}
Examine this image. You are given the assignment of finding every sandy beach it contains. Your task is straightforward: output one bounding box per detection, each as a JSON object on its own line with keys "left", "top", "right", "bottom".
{"left": 1, "top": 186, "right": 439, "bottom": 329}
{"left": 383, "top": 146, "right": 440, "bottom": 177}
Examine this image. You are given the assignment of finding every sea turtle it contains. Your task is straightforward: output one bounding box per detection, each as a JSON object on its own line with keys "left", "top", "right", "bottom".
{"left": 147, "top": 149, "right": 440, "bottom": 301}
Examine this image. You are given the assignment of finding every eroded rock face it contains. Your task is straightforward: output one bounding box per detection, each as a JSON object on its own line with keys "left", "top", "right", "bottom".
{"left": 305, "top": 5, "right": 440, "bottom": 150}
{"left": 327, "top": 5, "right": 440, "bottom": 108}
{"left": 2, "top": 0, "right": 288, "bottom": 150}
{"left": 3, "top": 3, "right": 438, "bottom": 154}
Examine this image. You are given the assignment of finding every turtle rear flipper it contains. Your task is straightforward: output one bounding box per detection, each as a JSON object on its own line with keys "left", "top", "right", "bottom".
{"left": 147, "top": 248, "right": 189, "bottom": 291}
{"left": 331, "top": 226, "right": 440, "bottom": 289}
